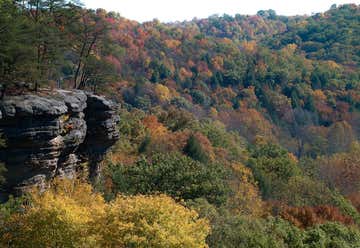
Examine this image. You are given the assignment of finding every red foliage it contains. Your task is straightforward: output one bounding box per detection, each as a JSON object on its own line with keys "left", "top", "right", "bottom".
{"left": 347, "top": 192, "right": 360, "bottom": 213}
{"left": 280, "top": 205, "right": 354, "bottom": 228}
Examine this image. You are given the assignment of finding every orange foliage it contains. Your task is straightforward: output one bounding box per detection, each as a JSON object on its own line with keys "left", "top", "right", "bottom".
{"left": 211, "top": 56, "right": 224, "bottom": 71}
{"left": 348, "top": 192, "right": 360, "bottom": 213}
{"left": 107, "top": 152, "right": 138, "bottom": 165}
{"left": 241, "top": 40, "right": 257, "bottom": 54}
{"left": 213, "top": 87, "right": 237, "bottom": 105}
{"left": 313, "top": 89, "right": 327, "bottom": 102}
{"left": 193, "top": 132, "right": 215, "bottom": 161}
{"left": 142, "top": 115, "right": 191, "bottom": 153}
{"left": 218, "top": 108, "right": 276, "bottom": 143}
{"left": 318, "top": 142, "right": 360, "bottom": 194}
{"left": 179, "top": 67, "right": 193, "bottom": 81}
{"left": 142, "top": 115, "right": 168, "bottom": 137}
{"left": 280, "top": 205, "right": 354, "bottom": 228}
{"left": 164, "top": 39, "right": 181, "bottom": 50}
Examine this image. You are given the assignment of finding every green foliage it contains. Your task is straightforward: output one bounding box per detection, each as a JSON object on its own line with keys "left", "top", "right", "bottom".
{"left": 190, "top": 89, "right": 211, "bottom": 106}
{"left": 196, "top": 119, "right": 247, "bottom": 161}
{"left": 208, "top": 216, "right": 303, "bottom": 248}
{"left": 0, "top": 0, "right": 117, "bottom": 91}
{"left": 108, "top": 152, "right": 230, "bottom": 205}
{"left": 302, "top": 222, "right": 360, "bottom": 248}
{"left": 190, "top": 199, "right": 360, "bottom": 248}
{"left": 270, "top": 4, "right": 360, "bottom": 65}
{"left": 1, "top": 3, "right": 360, "bottom": 247}
{"left": 248, "top": 143, "right": 301, "bottom": 199}
{"left": 0, "top": 195, "right": 25, "bottom": 220}
{"left": 0, "top": 0, "right": 31, "bottom": 85}
{"left": 276, "top": 176, "right": 334, "bottom": 206}
{"left": 183, "top": 134, "right": 209, "bottom": 163}
{"left": 330, "top": 190, "right": 360, "bottom": 225}
{"left": 158, "top": 107, "right": 196, "bottom": 131}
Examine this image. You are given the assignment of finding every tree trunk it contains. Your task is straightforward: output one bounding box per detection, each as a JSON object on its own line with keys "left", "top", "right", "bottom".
{"left": 74, "top": 39, "right": 87, "bottom": 88}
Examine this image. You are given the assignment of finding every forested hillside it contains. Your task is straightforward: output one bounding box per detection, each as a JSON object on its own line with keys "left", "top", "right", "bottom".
{"left": 1, "top": 1, "right": 360, "bottom": 247}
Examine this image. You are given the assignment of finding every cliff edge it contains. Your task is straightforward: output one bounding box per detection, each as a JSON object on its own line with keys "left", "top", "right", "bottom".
{"left": 0, "top": 90, "right": 119, "bottom": 198}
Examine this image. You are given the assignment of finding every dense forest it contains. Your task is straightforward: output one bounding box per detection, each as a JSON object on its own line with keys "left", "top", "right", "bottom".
{"left": 0, "top": 0, "right": 360, "bottom": 247}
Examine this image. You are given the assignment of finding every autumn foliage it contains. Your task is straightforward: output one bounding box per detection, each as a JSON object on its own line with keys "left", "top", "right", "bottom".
{"left": 0, "top": 179, "right": 210, "bottom": 248}
{"left": 280, "top": 205, "right": 354, "bottom": 228}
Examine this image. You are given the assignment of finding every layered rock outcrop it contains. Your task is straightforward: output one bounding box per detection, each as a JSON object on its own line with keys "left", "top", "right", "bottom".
{"left": 0, "top": 90, "right": 119, "bottom": 198}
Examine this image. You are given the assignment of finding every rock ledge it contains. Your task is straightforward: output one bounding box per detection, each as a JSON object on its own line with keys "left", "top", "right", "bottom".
{"left": 0, "top": 90, "right": 119, "bottom": 197}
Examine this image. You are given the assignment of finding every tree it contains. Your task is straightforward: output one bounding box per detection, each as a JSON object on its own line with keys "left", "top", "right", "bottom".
{"left": 80, "top": 54, "right": 117, "bottom": 93}
{"left": 92, "top": 195, "right": 210, "bottom": 248}
{"left": 0, "top": 179, "right": 210, "bottom": 248}
{"left": 157, "top": 107, "right": 195, "bottom": 132}
{"left": 0, "top": 179, "right": 104, "bottom": 247}
{"left": 191, "top": 199, "right": 360, "bottom": 248}
{"left": 280, "top": 205, "right": 354, "bottom": 228}
{"left": 248, "top": 143, "right": 301, "bottom": 199}
{"left": 0, "top": 0, "right": 32, "bottom": 91}
{"left": 183, "top": 134, "right": 209, "bottom": 163}
{"left": 71, "top": 8, "right": 111, "bottom": 89}
{"left": 205, "top": 214, "right": 303, "bottom": 248}
{"left": 317, "top": 142, "right": 360, "bottom": 195}
{"left": 275, "top": 176, "right": 334, "bottom": 206}
{"left": 16, "top": 0, "right": 80, "bottom": 91}
{"left": 108, "top": 152, "right": 230, "bottom": 205}
{"left": 226, "top": 162, "right": 265, "bottom": 216}
{"left": 302, "top": 222, "right": 360, "bottom": 247}
{"left": 327, "top": 121, "right": 355, "bottom": 154}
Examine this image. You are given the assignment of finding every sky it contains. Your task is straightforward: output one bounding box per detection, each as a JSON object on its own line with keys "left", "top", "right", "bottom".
{"left": 83, "top": 0, "right": 360, "bottom": 22}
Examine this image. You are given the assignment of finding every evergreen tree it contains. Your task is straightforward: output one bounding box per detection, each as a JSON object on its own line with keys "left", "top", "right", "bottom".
{"left": 183, "top": 134, "right": 209, "bottom": 163}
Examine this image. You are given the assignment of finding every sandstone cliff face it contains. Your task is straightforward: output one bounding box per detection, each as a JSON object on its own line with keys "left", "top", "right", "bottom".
{"left": 0, "top": 90, "right": 119, "bottom": 198}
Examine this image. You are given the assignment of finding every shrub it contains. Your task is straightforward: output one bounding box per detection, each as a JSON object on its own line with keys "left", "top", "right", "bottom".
{"left": 0, "top": 179, "right": 210, "bottom": 248}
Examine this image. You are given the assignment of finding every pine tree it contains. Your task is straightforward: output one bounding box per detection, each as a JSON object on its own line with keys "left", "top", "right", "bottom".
{"left": 183, "top": 134, "right": 209, "bottom": 163}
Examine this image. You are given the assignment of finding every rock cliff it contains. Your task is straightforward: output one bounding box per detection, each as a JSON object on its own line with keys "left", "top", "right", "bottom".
{"left": 0, "top": 90, "right": 119, "bottom": 198}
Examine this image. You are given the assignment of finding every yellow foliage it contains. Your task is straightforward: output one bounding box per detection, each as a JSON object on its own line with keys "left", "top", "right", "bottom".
{"left": 154, "top": 83, "right": 171, "bottom": 102}
{"left": 281, "top": 43, "right": 297, "bottom": 55}
{"left": 227, "top": 163, "right": 265, "bottom": 217}
{"left": 59, "top": 114, "right": 70, "bottom": 123}
{"left": 1, "top": 180, "right": 210, "bottom": 248}
{"left": 313, "top": 89, "right": 327, "bottom": 102}
{"left": 242, "top": 40, "right": 257, "bottom": 54}
{"left": 211, "top": 56, "right": 224, "bottom": 71}
{"left": 92, "top": 195, "right": 210, "bottom": 248}
{"left": 1, "top": 179, "right": 104, "bottom": 247}
{"left": 209, "top": 107, "right": 218, "bottom": 118}
{"left": 288, "top": 152, "right": 299, "bottom": 163}
{"left": 326, "top": 60, "right": 341, "bottom": 70}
